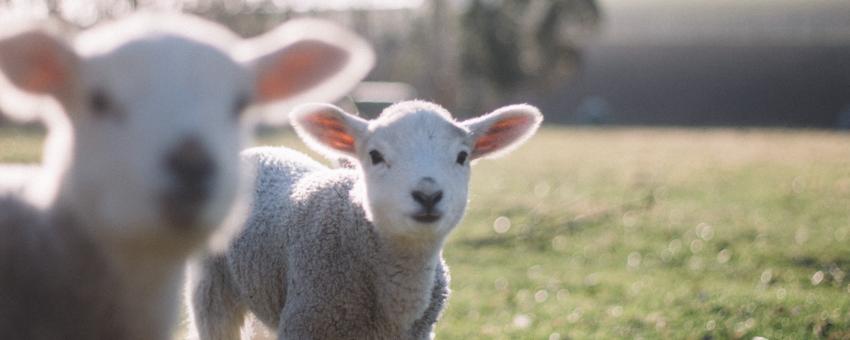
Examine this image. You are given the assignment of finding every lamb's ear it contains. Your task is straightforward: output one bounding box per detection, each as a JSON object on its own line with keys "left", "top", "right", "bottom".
{"left": 290, "top": 103, "right": 369, "bottom": 159}
{"left": 0, "top": 28, "right": 78, "bottom": 100}
{"left": 462, "top": 104, "right": 543, "bottom": 160}
{"left": 236, "top": 18, "right": 374, "bottom": 108}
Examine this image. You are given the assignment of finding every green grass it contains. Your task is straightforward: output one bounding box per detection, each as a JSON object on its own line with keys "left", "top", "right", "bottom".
{"left": 0, "top": 126, "right": 45, "bottom": 163}
{"left": 4, "top": 127, "right": 850, "bottom": 339}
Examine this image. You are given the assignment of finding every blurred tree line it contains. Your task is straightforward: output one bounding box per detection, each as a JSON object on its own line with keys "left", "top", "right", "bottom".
{"left": 0, "top": 0, "right": 600, "bottom": 117}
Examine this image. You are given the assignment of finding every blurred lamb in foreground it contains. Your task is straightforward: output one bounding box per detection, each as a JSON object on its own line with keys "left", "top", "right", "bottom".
{"left": 0, "top": 13, "right": 373, "bottom": 339}
{"left": 187, "top": 100, "right": 542, "bottom": 339}
{"left": 0, "top": 164, "right": 39, "bottom": 193}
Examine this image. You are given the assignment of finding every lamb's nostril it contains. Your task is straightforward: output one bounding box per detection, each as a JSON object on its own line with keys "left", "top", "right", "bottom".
{"left": 165, "top": 137, "right": 216, "bottom": 190}
{"left": 411, "top": 191, "right": 427, "bottom": 206}
{"left": 411, "top": 190, "right": 442, "bottom": 210}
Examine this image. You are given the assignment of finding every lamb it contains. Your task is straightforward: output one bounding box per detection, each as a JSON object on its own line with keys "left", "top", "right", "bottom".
{"left": 0, "top": 13, "right": 373, "bottom": 339}
{"left": 187, "top": 100, "right": 542, "bottom": 339}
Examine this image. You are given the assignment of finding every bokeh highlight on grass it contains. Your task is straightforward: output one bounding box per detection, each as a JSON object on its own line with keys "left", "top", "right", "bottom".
{"left": 3, "top": 126, "right": 849, "bottom": 339}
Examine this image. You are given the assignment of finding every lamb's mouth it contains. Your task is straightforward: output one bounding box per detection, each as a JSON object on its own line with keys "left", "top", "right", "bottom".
{"left": 411, "top": 212, "right": 442, "bottom": 223}
{"left": 160, "top": 187, "right": 209, "bottom": 228}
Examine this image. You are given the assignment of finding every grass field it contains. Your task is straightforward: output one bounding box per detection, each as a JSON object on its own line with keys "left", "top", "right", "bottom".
{"left": 3, "top": 126, "right": 850, "bottom": 339}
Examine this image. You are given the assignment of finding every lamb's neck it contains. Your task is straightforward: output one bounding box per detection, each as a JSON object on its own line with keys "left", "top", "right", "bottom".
{"left": 48, "top": 202, "right": 184, "bottom": 340}
{"left": 107, "top": 240, "right": 186, "bottom": 340}
{"left": 374, "top": 232, "right": 444, "bottom": 330}
{"left": 54, "top": 180, "right": 184, "bottom": 339}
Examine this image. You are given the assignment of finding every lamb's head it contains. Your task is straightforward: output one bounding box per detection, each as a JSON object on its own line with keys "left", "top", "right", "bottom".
{"left": 292, "top": 100, "right": 542, "bottom": 239}
{"left": 0, "top": 14, "right": 373, "bottom": 247}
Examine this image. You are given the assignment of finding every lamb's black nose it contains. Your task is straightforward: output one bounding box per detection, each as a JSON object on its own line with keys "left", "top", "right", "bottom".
{"left": 164, "top": 136, "right": 215, "bottom": 202}
{"left": 411, "top": 190, "right": 443, "bottom": 210}
{"left": 161, "top": 136, "right": 216, "bottom": 227}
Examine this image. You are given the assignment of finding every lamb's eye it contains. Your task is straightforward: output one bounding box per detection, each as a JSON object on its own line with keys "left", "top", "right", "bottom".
{"left": 369, "top": 150, "right": 385, "bottom": 165}
{"left": 456, "top": 151, "right": 468, "bottom": 165}
{"left": 89, "top": 89, "right": 113, "bottom": 118}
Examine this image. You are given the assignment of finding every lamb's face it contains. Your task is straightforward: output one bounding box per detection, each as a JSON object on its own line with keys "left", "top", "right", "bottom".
{"left": 292, "top": 101, "right": 542, "bottom": 242}
{"left": 359, "top": 109, "right": 472, "bottom": 237}
{"left": 67, "top": 35, "right": 249, "bottom": 242}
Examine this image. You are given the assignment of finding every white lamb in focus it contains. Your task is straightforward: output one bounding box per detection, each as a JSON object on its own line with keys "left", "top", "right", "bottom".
{"left": 0, "top": 13, "right": 373, "bottom": 339}
{"left": 188, "top": 100, "right": 542, "bottom": 339}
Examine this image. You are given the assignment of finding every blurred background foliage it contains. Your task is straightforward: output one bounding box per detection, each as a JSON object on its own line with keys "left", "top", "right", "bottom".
{"left": 0, "top": 0, "right": 601, "bottom": 118}
{"left": 5, "top": 0, "right": 850, "bottom": 127}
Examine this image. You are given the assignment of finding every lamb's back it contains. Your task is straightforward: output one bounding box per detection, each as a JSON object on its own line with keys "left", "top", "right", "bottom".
{"left": 229, "top": 147, "right": 368, "bottom": 326}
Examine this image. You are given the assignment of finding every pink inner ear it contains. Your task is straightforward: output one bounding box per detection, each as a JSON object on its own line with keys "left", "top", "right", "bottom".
{"left": 301, "top": 110, "right": 356, "bottom": 153}
{"left": 26, "top": 44, "right": 69, "bottom": 94}
{"left": 472, "top": 115, "right": 533, "bottom": 158}
{"left": 256, "top": 40, "right": 350, "bottom": 102}
{"left": 1, "top": 32, "right": 72, "bottom": 95}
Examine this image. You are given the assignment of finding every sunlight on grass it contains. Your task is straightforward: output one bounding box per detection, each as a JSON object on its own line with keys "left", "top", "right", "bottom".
{"left": 3, "top": 126, "right": 850, "bottom": 339}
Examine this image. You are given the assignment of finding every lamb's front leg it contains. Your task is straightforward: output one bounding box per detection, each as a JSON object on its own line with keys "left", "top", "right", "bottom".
{"left": 277, "top": 301, "right": 339, "bottom": 340}
{"left": 277, "top": 294, "right": 381, "bottom": 340}
{"left": 277, "top": 320, "right": 379, "bottom": 340}
{"left": 409, "top": 258, "right": 450, "bottom": 340}
{"left": 277, "top": 309, "right": 327, "bottom": 340}
{"left": 188, "top": 255, "right": 247, "bottom": 340}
